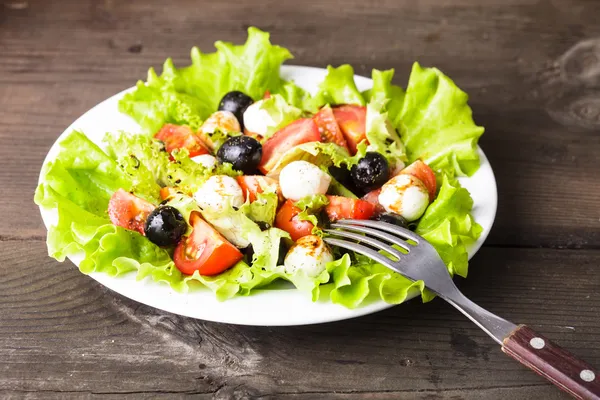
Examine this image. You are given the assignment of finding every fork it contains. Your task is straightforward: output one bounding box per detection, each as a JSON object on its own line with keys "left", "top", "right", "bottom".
{"left": 325, "top": 219, "right": 599, "bottom": 400}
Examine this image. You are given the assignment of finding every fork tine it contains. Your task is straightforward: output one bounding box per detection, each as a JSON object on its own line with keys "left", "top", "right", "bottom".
{"left": 324, "top": 229, "right": 404, "bottom": 260}
{"left": 335, "top": 219, "right": 421, "bottom": 243}
{"left": 329, "top": 223, "right": 411, "bottom": 252}
{"left": 323, "top": 238, "right": 403, "bottom": 274}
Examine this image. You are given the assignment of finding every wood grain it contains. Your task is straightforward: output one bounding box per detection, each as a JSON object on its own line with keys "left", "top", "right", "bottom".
{"left": 1, "top": 241, "right": 598, "bottom": 398}
{"left": 2, "top": 0, "right": 600, "bottom": 398}
{"left": 503, "top": 325, "right": 600, "bottom": 399}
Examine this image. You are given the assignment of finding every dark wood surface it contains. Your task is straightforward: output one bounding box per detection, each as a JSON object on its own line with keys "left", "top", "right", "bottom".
{"left": 1, "top": 0, "right": 599, "bottom": 398}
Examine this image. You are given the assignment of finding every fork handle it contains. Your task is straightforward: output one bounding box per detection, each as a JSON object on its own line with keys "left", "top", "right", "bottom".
{"left": 502, "top": 325, "right": 599, "bottom": 399}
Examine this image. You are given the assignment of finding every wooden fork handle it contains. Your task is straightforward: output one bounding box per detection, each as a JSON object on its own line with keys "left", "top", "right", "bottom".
{"left": 502, "top": 325, "right": 599, "bottom": 399}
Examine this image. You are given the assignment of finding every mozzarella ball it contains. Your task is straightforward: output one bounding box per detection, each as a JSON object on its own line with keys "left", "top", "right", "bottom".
{"left": 190, "top": 154, "right": 217, "bottom": 169}
{"left": 378, "top": 174, "right": 429, "bottom": 221}
{"left": 279, "top": 161, "right": 331, "bottom": 201}
{"left": 284, "top": 235, "right": 333, "bottom": 277}
{"left": 243, "top": 100, "right": 277, "bottom": 136}
{"left": 194, "top": 175, "right": 244, "bottom": 212}
{"left": 200, "top": 110, "right": 241, "bottom": 136}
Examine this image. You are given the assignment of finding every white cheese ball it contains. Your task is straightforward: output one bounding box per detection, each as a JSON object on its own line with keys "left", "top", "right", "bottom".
{"left": 190, "top": 154, "right": 217, "bottom": 169}
{"left": 243, "top": 100, "right": 276, "bottom": 135}
{"left": 378, "top": 174, "right": 429, "bottom": 221}
{"left": 200, "top": 110, "right": 241, "bottom": 135}
{"left": 279, "top": 161, "right": 331, "bottom": 201}
{"left": 284, "top": 235, "right": 333, "bottom": 277}
{"left": 194, "top": 175, "right": 244, "bottom": 213}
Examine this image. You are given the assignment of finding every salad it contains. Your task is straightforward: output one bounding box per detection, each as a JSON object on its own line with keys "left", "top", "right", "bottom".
{"left": 35, "top": 28, "right": 484, "bottom": 308}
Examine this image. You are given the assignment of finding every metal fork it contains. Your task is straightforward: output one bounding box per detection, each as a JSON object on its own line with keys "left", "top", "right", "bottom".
{"left": 325, "top": 219, "right": 599, "bottom": 400}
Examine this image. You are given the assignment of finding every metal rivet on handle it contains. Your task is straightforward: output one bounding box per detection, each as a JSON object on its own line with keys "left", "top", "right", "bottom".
{"left": 580, "top": 369, "right": 596, "bottom": 382}
{"left": 529, "top": 337, "right": 545, "bottom": 349}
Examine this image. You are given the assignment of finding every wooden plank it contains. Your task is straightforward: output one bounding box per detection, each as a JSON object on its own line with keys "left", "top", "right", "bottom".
{"left": 0, "top": 240, "right": 597, "bottom": 397}
{"left": 2, "top": 0, "right": 600, "bottom": 247}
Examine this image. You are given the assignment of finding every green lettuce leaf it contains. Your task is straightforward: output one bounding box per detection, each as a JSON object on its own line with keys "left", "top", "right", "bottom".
{"left": 324, "top": 254, "right": 433, "bottom": 309}
{"left": 295, "top": 194, "right": 329, "bottom": 228}
{"left": 312, "top": 65, "right": 365, "bottom": 107}
{"left": 241, "top": 191, "right": 279, "bottom": 227}
{"left": 416, "top": 175, "right": 482, "bottom": 277}
{"left": 362, "top": 69, "right": 405, "bottom": 128}
{"left": 119, "top": 27, "right": 310, "bottom": 133}
{"left": 103, "top": 130, "right": 240, "bottom": 196}
{"left": 397, "top": 62, "right": 484, "bottom": 177}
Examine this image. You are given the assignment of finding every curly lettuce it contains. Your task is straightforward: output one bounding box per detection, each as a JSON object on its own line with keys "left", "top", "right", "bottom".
{"left": 396, "top": 63, "right": 484, "bottom": 177}
{"left": 119, "top": 27, "right": 311, "bottom": 133}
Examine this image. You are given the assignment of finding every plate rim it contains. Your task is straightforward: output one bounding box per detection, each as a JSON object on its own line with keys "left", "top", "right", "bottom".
{"left": 37, "top": 64, "right": 498, "bottom": 326}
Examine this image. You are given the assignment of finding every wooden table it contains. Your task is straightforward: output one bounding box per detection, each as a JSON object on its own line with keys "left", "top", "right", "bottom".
{"left": 2, "top": 1, "right": 599, "bottom": 398}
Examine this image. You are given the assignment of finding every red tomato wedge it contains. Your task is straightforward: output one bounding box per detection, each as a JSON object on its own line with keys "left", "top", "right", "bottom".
{"left": 108, "top": 189, "right": 155, "bottom": 235}
{"left": 155, "top": 124, "right": 209, "bottom": 158}
{"left": 332, "top": 105, "right": 367, "bottom": 155}
{"left": 325, "top": 196, "right": 376, "bottom": 222}
{"left": 236, "top": 176, "right": 283, "bottom": 203}
{"left": 173, "top": 212, "right": 243, "bottom": 276}
{"left": 263, "top": 90, "right": 271, "bottom": 99}
{"left": 275, "top": 200, "right": 314, "bottom": 241}
{"left": 361, "top": 189, "right": 385, "bottom": 214}
{"left": 400, "top": 160, "right": 437, "bottom": 201}
{"left": 313, "top": 106, "right": 349, "bottom": 151}
{"left": 259, "top": 118, "right": 321, "bottom": 174}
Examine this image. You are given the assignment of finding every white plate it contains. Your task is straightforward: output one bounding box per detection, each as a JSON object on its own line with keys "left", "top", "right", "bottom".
{"left": 38, "top": 65, "right": 497, "bottom": 326}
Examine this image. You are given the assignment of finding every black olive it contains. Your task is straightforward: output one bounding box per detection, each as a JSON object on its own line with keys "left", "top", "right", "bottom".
{"left": 144, "top": 206, "right": 187, "bottom": 247}
{"left": 218, "top": 91, "right": 254, "bottom": 129}
{"left": 243, "top": 245, "right": 255, "bottom": 264}
{"left": 256, "top": 221, "right": 271, "bottom": 231}
{"left": 374, "top": 213, "right": 409, "bottom": 229}
{"left": 277, "top": 242, "right": 288, "bottom": 266}
{"left": 350, "top": 152, "right": 389, "bottom": 192}
{"left": 217, "top": 136, "right": 262, "bottom": 174}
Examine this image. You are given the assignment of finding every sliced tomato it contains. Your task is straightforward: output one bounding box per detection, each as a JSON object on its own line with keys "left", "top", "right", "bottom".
{"left": 313, "top": 105, "right": 349, "bottom": 151}
{"left": 400, "top": 160, "right": 437, "bottom": 201}
{"left": 263, "top": 90, "right": 271, "bottom": 99}
{"left": 275, "top": 200, "right": 314, "bottom": 241}
{"left": 332, "top": 105, "right": 367, "bottom": 155}
{"left": 173, "top": 212, "right": 243, "bottom": 276}
{"left": 236, "top": 175, "right": 283, "bottom": 203}
{"left": 361, "top": 189, "right": 385, "bottom": 215}
{"left": 259, "top": 118, "right": 321, "bottom": 174}
{"left": 108, "top": 189, "right": 155, "bottom": 235}
{"left": 155, "top": 124, "right": 209, "bottom": 158}
{"left": 325, "top": 196, "right": 376, "bottom": 222}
